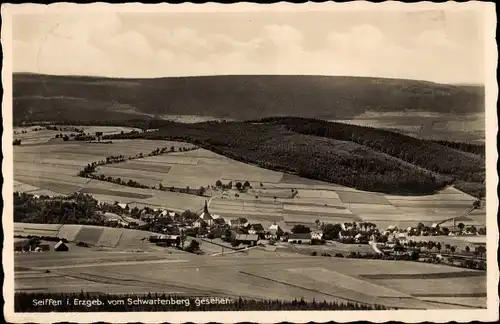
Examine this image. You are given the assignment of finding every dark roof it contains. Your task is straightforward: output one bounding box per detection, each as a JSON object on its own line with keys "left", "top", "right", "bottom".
{"left": 54, "top": 241, "right": 69, "bottom": 250}
{"left": 288, "top": 233, "right": 311, "bottom": 240}
{"left": 250, "top": 224, "right": 265, "bottom": 231}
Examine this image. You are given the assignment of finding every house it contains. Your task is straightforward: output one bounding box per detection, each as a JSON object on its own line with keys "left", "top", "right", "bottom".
{"left": 389, "top": 232, "right": 408, "bottom": 245}
{"left": 248, "top": 224, "right": 265, "bottom": 235}
{"left": 234, "top": 234, "right": 259, "bottom": 246}
{"left": 288, "top": 233, "right": 312, "bottom": 244}
{"left": 117, "top": 203, "right": 129, "bottom": 210}
{"left": 311, "top": 231, "right": 323, "bottom": 240}
{"left": 266, "top": 223, "right": 284, "bottom": 239}
{"left": 54, "top": 241, "right": 69, "bottom": 252}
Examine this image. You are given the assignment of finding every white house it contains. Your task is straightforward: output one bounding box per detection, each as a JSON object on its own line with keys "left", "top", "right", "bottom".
{"left": 288, "top": 233, "right": 312, "bottom": 244}
{"left": 266, "top": 223, "right": 284, "bottom": 239}
{"left": 311, "top": 231, "right": 323, "bottom": 240}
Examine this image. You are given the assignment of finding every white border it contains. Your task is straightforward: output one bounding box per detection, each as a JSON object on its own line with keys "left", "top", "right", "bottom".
{"left": 2, "top": 2, "right": 498, "bottom": 323}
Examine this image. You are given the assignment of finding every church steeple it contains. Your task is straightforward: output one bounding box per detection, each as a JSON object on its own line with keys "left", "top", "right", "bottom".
{"left": 203, "top": 200, "right": 209, "bottom": 215}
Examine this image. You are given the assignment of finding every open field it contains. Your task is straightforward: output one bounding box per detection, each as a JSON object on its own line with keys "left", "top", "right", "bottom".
{"left": 13, "top": 138, "right": 485, "bottom": 229}
{"left": 13, "top": 126, "right": 142, "bottom": 145}
{"left": 14, "top": 248, "right": 486, "bottom": 309}
{"left": 15, "top": 223, "right": 172, "bottom": 251}
{"left": 334, "top": 112, "right": 484, "bottom": 143}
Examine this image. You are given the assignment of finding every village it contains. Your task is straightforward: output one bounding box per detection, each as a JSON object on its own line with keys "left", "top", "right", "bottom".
{"left": 14, "top": 191, "right": 487, "bottom": 272}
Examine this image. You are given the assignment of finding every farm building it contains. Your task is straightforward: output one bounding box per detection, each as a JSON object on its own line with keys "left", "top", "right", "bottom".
{"left": 234, "top": 234, "right": 259, "bottom": 246}
{"left": 288, "top": 233, "right": 312, "bottom": 244}
{"left": 54, "top": 241, "right": 69, "bottom": 252}
{"left": 266, "top": 223, "right": 284, "bottom": 239}
{"left": 248, "top": 224, "right": 265, "bottom": 235}
{"left": 152, "top": 234, "right": 181, "bottom": 247}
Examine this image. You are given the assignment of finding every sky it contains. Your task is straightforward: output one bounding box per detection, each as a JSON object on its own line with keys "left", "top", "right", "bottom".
{"left": 12, "top": 9, "right": 486, "bottom": 84}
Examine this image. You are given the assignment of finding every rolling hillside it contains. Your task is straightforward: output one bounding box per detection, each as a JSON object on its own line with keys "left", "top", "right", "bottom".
{"left": 13, "top": 73, "right": 484, "bottom": 124}
{"left": 106, "top": 119, "right": 485, "bottom": 197}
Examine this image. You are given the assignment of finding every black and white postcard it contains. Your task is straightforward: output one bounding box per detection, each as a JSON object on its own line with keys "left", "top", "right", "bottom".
{"left": 2, "top": 2, "right": 498, "bottom": 323}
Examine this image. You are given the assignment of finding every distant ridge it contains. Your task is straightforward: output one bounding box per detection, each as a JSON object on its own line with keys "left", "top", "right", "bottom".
{"left": 13, "top": 73, "right": 484, "bottom": 124}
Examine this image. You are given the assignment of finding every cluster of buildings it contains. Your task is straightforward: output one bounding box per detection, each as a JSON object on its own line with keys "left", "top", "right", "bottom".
{"left": 14, "top": 238, "right": 69, "bottom": 253}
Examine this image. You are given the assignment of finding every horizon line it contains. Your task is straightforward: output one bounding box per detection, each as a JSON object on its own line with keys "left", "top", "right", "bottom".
{"left": 12, "top": 71, "right": 485, "bottom": 87}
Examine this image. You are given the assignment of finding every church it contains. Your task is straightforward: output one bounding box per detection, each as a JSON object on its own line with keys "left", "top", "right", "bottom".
{"left": 194, "top": 200, "right": 214, "bottom": 227}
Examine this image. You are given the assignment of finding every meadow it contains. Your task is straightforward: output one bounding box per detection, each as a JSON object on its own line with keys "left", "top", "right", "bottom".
{"left": 13, "top": 126, "right": 141, "bottom": 145}
{"left": 13, "top": 136, "right": 484, "bottom": 230}
{"left": 335, "top": 112, "right": 485, "bottom": 143}
{"left": 14, "top": 247, "right": 486, "bottom": 309}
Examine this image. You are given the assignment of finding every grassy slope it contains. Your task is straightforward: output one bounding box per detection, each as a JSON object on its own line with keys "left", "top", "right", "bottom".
{"left": 106, "top": 120, "right": 485, "bottom": 196}
{"left": 13, "top": 73, "right": 484, "bottom": 123}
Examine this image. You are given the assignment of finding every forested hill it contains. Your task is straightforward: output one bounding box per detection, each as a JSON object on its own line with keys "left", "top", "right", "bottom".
{"left": 105, "top": 118, "right": 485, "bottom": 197}
{"left": 13, "top": 73, "right": 484, "bottom": 124}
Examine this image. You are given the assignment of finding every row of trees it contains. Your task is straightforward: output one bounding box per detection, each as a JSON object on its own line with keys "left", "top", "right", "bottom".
{"left": 77, "top": 145, "right": 201, "bottom": 196}
{"left": 215, "top": 179, "right": 253, "bottom": 191}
